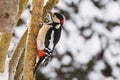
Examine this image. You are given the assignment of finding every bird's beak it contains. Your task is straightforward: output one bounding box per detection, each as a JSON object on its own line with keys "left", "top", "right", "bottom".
{"left": 47, "top": 11, "right": 54, "bottom": 22}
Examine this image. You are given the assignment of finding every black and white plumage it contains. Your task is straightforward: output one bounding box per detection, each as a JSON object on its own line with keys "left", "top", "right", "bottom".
{"left": 34, "top": 12, "right": 64, "bottom": 79}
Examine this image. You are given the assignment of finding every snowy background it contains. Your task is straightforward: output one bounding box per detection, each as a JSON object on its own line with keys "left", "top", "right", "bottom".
{"left": 1, "top": 0, "right": 120, "bottom": 80}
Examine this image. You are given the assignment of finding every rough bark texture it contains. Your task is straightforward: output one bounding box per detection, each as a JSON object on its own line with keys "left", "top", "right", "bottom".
{"left": 0, "top": 0, "right": 19, "bottom": 72}
{"left": 17, "top": 0, "right": 29, "bottom": 23}
{"left": 0, "top": 33, "right": 12, "bottom": 72}
{"left": 23, "top": 0, "right": 44, "bottom": 80}
{"left": 0, "top": 0, "right": 18, "bottom": 32}
{"left": 9, "top": 29, "right": 27, "bottom": 80}
{"left": 14, "top": 50, "right": 25, "bottom": 80}
{"left": 9, "top": 0, "right": 29, "bottom": 79}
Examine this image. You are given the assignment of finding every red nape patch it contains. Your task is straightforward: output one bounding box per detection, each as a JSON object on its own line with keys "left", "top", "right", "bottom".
{"left": 60, "top": 20, "right": 64, "bottom": 24}
{"left": 38, "top": 50, "right": 44, "bottom": 58}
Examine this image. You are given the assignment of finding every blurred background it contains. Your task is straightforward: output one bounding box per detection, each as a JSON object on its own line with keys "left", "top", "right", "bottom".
{"left": 8, "top": 0, "right": 120, "bottom": 80}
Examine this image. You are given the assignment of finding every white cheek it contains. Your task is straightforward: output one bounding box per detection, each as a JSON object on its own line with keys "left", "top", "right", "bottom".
{"left": 53, "top": 18, "right": 60, "bottom": 23}
{"left": 55, "top": 24, "right": 61, "bottom": 29}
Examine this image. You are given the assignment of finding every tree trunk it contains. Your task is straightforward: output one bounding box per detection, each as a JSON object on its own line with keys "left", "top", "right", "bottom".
{"left": 23, "top": 0, "right": 44, "bottom": 80}
{"left": 0, "top": 0, "right": 19, "bottom": 72}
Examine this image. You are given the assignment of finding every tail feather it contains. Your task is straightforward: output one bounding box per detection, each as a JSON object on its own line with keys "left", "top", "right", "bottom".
{"left": 34, "top": 55, "right": 45, "bottom": 73}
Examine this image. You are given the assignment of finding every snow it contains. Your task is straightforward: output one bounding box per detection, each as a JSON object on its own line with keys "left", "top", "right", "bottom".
{"left": 104, "top": 49, "right": 119, "bottom": 67}
{"left": 15, "top": 25, "right": 26, "bottom": 38}
{"left": 88, "top": 71, "right": 104, "bottom": 80}
{"left": 56, "top": 0, "right": 73, "bottom": 12}
{"left": 0, "top": 57, "right": 9, "bottom": 80}
{"left": 50, "top": 58, "right": 61, "bottom": 69}
{"left": 82, "top": 29, "right": 92, "bottom": 37}
{"left": 105, "top": 2, "right": 120, "bottom": 22}
{"left": 1, "top": 0, "right": 120, "bottom": 80}
{"left": 112, "top": 67, "right": 120, "bottom": 79}
{"left": 61, "top": 55, "right": 72, "bottom": 65}
{"left": 111, "top": 26, "right": 120, "bottom": 39}
{"left": 79, "top": 0, "right": 103, "bottom": 19}
{"left": 92, "top": 22, "right": 111, "bottom": 38}
{"left": 56, "top": 30, "right": 67, "bottom": 54}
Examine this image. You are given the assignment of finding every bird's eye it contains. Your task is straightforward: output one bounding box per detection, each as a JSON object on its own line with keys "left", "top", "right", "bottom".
{"left": 53, "top": 15, "right": 55, "bottom": 17}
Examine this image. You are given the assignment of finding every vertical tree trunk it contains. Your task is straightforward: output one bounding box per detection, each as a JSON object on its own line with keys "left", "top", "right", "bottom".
{"left": 0, "top": 0, "right": 19, "bottom": 72}
{"left": 23, "top": 0, "right": 44, "bottom": 80}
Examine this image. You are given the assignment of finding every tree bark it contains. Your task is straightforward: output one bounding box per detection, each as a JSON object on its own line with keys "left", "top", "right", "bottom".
{"left": 9, "top": 0, "right": 29, "bottom": 79}
{"left": 23, "top": 0, "right": 44, "bottom": 80}
{"left": 0, "top": 0, "right": 19, "bottom": 72}
{"left": 17, "top": 0, "right": 29, "bottom": 23}
{"left": 0, "top": 33, "right": 12, "bottom": 72}
{"left": 9, "top": 29, "right": 27, "bottom": 80}
{"left": 14, "top": 49, "right": 25, "bottom": 80}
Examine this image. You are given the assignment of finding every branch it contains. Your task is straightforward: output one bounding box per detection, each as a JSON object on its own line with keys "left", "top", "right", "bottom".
{"left": 9, "top": 0, "right": 29, "bottom": 79}
{"left": 14, "top": 49, "right": 25, "bottom": 80}
{"left": 9, "top": 29, "right": 27, "bottom": 80}
{"left": 23, "top": 0, "right": 44, "bottom": 80}
{"left": 17, "top": 0, "right": 29, "bottom": 23}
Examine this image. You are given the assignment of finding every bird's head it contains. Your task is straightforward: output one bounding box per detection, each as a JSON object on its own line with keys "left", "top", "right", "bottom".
{"left": 48, "top": 12, "right": 64, "bottom": 24}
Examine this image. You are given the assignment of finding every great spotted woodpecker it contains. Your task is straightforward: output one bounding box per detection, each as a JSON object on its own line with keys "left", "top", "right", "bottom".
{"left": 34, "top": 12, "right": 64, "bottom": 74}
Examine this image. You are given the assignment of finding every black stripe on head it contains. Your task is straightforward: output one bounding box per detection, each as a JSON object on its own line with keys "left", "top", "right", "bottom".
{"left": 54, "top": 13, "right": 64, "bottom": 20}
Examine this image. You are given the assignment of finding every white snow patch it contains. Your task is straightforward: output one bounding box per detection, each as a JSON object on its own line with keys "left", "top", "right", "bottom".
{"left": 50, "top": 58, "right": 61, "bottom": 69}
{"left": 56, "top": 30, "right": 67, "bottom": 54}
{"left": 112, "top": 67, "right": 120, "bottom": 78}
{"left": 61, "top": 55, "right": 72, "bottom": 65}
{"left": 111, "top": 26, "right": 120, "bottom": 39}
{"left": 94, "top": 60, "right": 105, "bottom": 71}
{"left": 88, "top": 71, "right": 104, "bottom": 80}
{"left": 74, "top": 34, "right": 101, "bottom": 64}
{"left": 82, "top": 34, "right": 101, "bottom": 56}
{"left": 15, "top": 25, "right": 26, "bottom": 37}
{"left": 104, "top": 50, "right": 117, "bottom": 66}
{"left": 56, "top": 0, "right": 72, "bottom": 12}
{"left": 79, "top": 0, "right": 103, "bottom": 19}
{"left": 20, "top": 9, "right": 30, "bottom": 22}
{"left": 105, "top": 2, "right": 120, "bottom": 22}
{"left": 65, "top": 20, "right": 79, "bottom": 34}
{"left": 92, "top": 22, "right": 113, "bottom": 38}
{"left": 0, "top": 57, "right": 9, "bottom": 80}
{"left": 82, "top": 29, "right": 93, "bottom": 37}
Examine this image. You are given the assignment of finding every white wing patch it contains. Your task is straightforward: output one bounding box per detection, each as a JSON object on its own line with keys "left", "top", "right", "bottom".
{"left": 49, "top": 30, "right": 54, "bottom": 50}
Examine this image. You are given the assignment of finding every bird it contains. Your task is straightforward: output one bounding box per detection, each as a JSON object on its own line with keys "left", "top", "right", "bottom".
{"left": 34, "top": 12, "right": 64, "bottom": 78}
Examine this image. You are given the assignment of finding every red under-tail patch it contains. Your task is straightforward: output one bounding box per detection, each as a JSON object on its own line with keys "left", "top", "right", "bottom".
{"left": 38, "top": 50, "right": 44, "bottom": 58}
